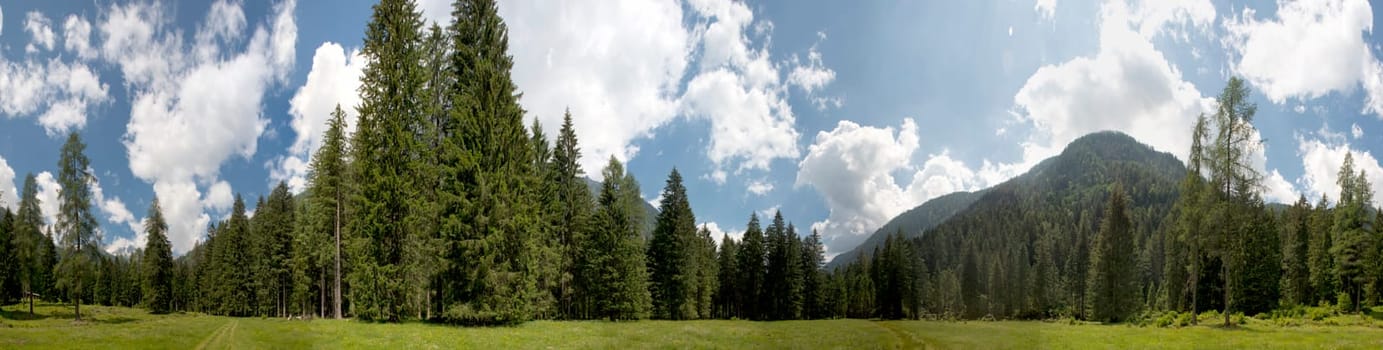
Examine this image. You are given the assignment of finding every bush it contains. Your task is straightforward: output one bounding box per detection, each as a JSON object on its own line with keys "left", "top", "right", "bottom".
{"left": 1153, "top": 311, "right": 1178, "bottom": 328}
{"left": 1174, "top": 311, "right": 1195, "bottom": 327}
{"left": 1338, "top": 292, "right": 1354, "bottom": 313}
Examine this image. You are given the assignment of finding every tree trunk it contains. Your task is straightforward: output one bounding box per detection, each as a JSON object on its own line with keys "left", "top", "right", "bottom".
{"left": 335, "top": 198, "right": 343, "bottom": 319}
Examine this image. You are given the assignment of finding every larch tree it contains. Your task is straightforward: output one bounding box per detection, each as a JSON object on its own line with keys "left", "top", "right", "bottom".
{"left": 54, "top": 132, "right": 100, "bottom": 321}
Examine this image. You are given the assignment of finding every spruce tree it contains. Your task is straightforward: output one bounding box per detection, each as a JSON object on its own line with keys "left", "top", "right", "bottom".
{"left": 1086, "top": 185, "right": 1138, "bottom": 322}
{"left": 1308, "top": 195, "right": 1336, "bottom": 305}
{"left": 1332, "top": 154, "right": 1374, "bottom": 312}
{"left": 648, "top": 169, "right": 699, "bottom": 319}
{"left": 801, "top": 228, "right": 826, "bottom": 319}
{"left": 737, "top": 213, "right": 766, "bottom": 320}
{"left": 583, "top": 157, "right": 652, "bottom": 320}
{"left": 1280, "top": 195, "right": 1313, "bottom": 306}
{"left": 55, "top": 132, "right": 100, "bottom": 321}
{"left": 142, "top": 197, "right": 174, "bottom": 314}
{"left": 552, "top": 110, "right": 593, "bottom": 319}
{"left": 716, "top": 235, "right": 739, "bottom": 318}
{"left": 351, "top": 0, "right": 427, "bottom": 322}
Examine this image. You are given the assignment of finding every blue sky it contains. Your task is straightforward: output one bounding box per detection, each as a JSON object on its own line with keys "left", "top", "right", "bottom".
{"left": 2, "top": 0, "right": 1383, "bottom": 260}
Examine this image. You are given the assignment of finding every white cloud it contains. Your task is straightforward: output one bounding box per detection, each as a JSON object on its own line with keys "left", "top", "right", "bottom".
{"left": 415, "top": 0, "right": 451, "bottom": 27}
{"left": 1013, "top": 0, "right": 1215, "bottom": 168}
{"left": 1036, "top": 0, "right": 1057, "bottom": 20}
{"left": 1223, "top": 0, "right": 1383, "bottom": 117}
{"left": 1297, "top": 136, "right": 1383, "bottom": 207}
{"left": 35, "top": 172, "right": 60, "bottom": 228}
{"left": 105, "top": 0, "right": 297, "bottom": 254}
{"left": 795, "top": 118, "right": 994, "bottom": 256}
{"left": 746, "top": 179, "right": 773, "bottom": 196}
{"left": 487, "top": 0, "right": 821, "bottom": 181}
{"left": 273, "top": 42, "right": 365, "bottom": 193}
{"left": 1, "top": 5, "right": 5, "bottom": 36}
{"left": 90, "top": 172, "right": 143, "bottom": 246}
{"left": 25, "top": 11, "right": 56, "bottom": 54}
{"left": 0, "top": 53, "right": 111, "bottom": 136}
{"left": 701, "top": 221, "right": 743, "bottom": 247}
{"left": 495, "top": 0, "right": 689, "bottom": 179}
{"left": 202, "top": 180, "right": 233, "bottom": 213}
{"left": 1352, "top": 123, "right": 1364, "bottom": 139}
{"left": 0, "top": 155, "right": 17, "bottom": 211}
{"left": 63, "top": 15, "right": 98, "bottom": 60}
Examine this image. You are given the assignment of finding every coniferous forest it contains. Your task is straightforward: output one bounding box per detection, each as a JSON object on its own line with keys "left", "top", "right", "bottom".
{"left": 5, "top": 0, "right": 1383, "bottom": 331}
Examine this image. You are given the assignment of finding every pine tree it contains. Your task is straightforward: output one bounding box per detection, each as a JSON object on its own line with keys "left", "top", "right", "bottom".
{"left": 142, "top": 197, "right": 174, "bottom": 314}
{"left": 648, "top": 169, "right": 699, "bottom": 320}
{"left": 1086, "top": 184, "right": 1138, "bottom": 322}
{"left": 55, "top": 132, "right": 100, "bottom": 321}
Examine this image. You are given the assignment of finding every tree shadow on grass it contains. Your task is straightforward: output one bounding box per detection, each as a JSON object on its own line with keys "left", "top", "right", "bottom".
{"left": 0, "top": 308, "right": 50, "bottom": 321}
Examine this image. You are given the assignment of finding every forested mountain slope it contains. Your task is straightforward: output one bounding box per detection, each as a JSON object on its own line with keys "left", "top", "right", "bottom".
{"left": 826, "top": 190, "right": 982, "bottom": 269}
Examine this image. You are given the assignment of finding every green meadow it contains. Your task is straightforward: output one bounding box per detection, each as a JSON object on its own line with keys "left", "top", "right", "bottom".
{"left": 5, "top": 303, "right": 1383, "bottom": 349}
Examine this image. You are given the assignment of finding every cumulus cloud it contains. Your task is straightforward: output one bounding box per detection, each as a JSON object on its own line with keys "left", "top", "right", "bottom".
{"left": 428, "top": 0, "right": 827, "bottom": 182}
{"left": 0, "top": 155, "right": 17, "bottom": 211}
{"left": 1352, "top": 123, "right": 1364, "bottom": 139}
{"left": 35, "top": 172, "right": 60, "bottom": 229}
{"left": 25, "top": 11, "right": 56, "bottom": 53}
{"left": 746, "top": 178, "right": 773, "bottom": 196}
{"left": 701, "top": 221, "right": 743, "bottom": 247}
{"left": 1013, "top": 0, "right": 1216, "bottom": 167}
{"left": 101, "top": 0, "right": 297, "bottom": 254}
{"left": 1223, "top": 0, "right": 1383, "bottom": 117}
{"left": 0, "top": 51, "right": 111, "bottom": 135}
{"left": 272, "top": 42, "right": 364, "bottom": 193}
{"left": 90, "top": 172, "right": 144, "bottom": 253}
{"left": 63, "top": 15, "right": 99, "bottom": 60}
{"left": 795, "top": 118, "right": 995, "bottom": 256}
{"left": 1297, "top": 136, "right": 1383, "bottom": 207}
{"left": 491, "top": 0, "right": 688, "bottom": 179}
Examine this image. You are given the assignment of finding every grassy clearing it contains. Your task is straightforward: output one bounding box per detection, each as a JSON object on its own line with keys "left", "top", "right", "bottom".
{"left": 5, "top": 303, "right": 1383, "bottom": 349}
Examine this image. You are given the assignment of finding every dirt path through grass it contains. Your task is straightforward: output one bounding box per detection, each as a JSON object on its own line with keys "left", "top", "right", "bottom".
{"left": 193, "top": 319, "right": 238, "bottom": 350}
{"left": 875, "top": 321, "right": 927, "bottom": 349}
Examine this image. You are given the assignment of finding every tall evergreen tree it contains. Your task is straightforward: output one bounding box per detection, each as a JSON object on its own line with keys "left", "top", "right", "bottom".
{"left": 1280, "top": 195, "right": 1313, "bottom": 306}
{"left": 350, "top": 0, "right": 427, "bottom": 322}
{"left": 716, "top": 235, "right": 739, "bottom": 318}
{"left": 551, "top": 110, "right": 593, "bottom": 319}
{"left": 648, "top": 169, "right": 699, "bottom": 320}
{"left": 1086, "top": 184, "right": 1138, "bottom": 322}
{"left": 142, "top": 197, "right": 174, "bottom": 314}
{"left": 737, "top": 213, "right": 765, "bottom": 320}
{"left": 1332, "top": 153, "right": 1375, "bottom": 312}
{"left": 582, "top": 157, "right": 652, "bottom": 320}
{"left": 801, "top": 228, "right": 826, "bottom": 319}
{"left": 439, "top": 0, "right": 548, "bottom": 324}
{"left": 1308, "top": 195, "right": 1336, "bottom": 305}
{"left": 54, "top": 132, "right": 100, "bottom": 321}
{"left": 1203, "top": 77, "right": 1263, "bottom": 325}
{"left": 0, "top": 208, "right": 15, "bottom": 304}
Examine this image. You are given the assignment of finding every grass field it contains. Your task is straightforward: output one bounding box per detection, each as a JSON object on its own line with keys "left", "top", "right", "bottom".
{"left": 4, "top": 303, "right": 1383, "bottom": 349}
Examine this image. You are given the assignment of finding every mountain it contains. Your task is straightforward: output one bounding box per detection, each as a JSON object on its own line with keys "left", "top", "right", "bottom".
{"left": 584, "top": 177, "right": 660, "bottom": 238}
{"left": 825, "top": 190, "right": 983, "bottom": 269}
{"left": 905, "top": 130, "right": 1186, "bottom": 318}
